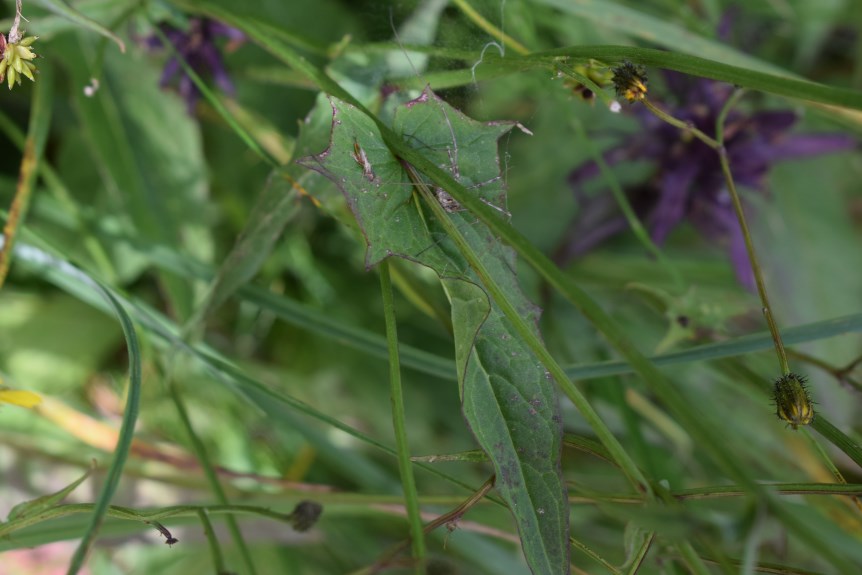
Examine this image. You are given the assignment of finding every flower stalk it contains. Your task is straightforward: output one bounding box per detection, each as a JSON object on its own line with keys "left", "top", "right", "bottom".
{"left": 611, "top": 62, "right": 804, "bottom": 425}
{"left": 636, "top": 83, "right": 791, "bottom": 376}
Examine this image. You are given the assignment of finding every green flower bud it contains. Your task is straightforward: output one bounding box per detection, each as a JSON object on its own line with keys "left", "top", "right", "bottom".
{"left": 1, "top": 35, "right": 39, "bottom": 90}
{"left": 773, "top": 373, "right": 815, "bottom": 430}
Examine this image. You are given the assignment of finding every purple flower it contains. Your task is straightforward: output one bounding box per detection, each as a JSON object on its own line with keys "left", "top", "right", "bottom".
{"left": 148, "top": 18, "right": 244, "bottom": 113}
{"left": 558, "top": 72, "right": 856, "bottom": 289}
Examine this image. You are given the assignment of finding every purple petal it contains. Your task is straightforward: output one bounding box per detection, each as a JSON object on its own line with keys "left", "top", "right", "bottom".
{"left": 208, "top": 21, "right": 246, "bottom": 43}
{"left": 749, "top": 110, "right": 797, "bottom": 138}
{"left": 160, "top": 58, "right": 181, "bottom": 87}
{"left": 649, "top": 162, "right": 699, "bottom": 243}
{"left": 199, "top": 43, "right": 235, "bottom": 94}
{"left": 763, "top": 133, "right": 857, "bottom": 162}
{"left": 179, "top": 76, "right": 199, "bottom": 113}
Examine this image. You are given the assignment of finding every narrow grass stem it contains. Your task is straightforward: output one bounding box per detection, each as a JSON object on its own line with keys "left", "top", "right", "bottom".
{"left": 641, "top": 99, "right": 719, "bottom": 149}
{"left": 379, "top": 262, "right": 426, "bottom": 572}
{"left": 197, "top": 509, "right": 229, "bottom": 574}
{"left": 717, "top": 150, "right": 789, "bottom": 375}
{"left": 357, "top": 478, "right": 496, "bottom": 575}
{"left": 625, "top": 532, "right": 654, "bottom": 575}
{"left": 0, "top": 64, "right": 51, "bottom": 290}
{"left": 167, "top": 380, "right": 258, "bottom": 575}
{"left": 569, "top": 536, "right": 621, "bottom": 575}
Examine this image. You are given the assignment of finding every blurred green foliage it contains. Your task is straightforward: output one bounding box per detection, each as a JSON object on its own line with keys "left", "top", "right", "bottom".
{"left": 0, "top": 0, "right": 861, "bottom": 574}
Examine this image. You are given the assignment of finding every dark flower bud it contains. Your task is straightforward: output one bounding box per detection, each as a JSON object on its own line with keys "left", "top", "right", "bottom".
{"left": 773, "top": 373, "right": 814, "bottom": 429}
{"left": 611, "top": 61, "right": 648, "bottom": 102}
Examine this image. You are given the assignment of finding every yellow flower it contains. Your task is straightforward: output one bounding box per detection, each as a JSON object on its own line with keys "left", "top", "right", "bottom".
{"left": 611, "top": 61, "right": 648, "bottom": 102}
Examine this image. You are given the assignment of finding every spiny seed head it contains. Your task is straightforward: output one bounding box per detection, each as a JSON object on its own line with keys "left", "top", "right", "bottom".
{"left": 611, "top": 61, "right": 648, "bottom": 102}
{"left": 0, "top": 35, "right": 39, "bottom": 90}
{"left": 773, "top": 373, "right": 815, "bottom": 430}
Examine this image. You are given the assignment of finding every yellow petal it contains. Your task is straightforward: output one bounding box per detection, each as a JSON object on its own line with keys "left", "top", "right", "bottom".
{"left": 17, "top": 46, "right": 36, "bottom": 60}
{"left": 0, "top": 58, "right": 8, "bottom": 77}
{"left": 0, "top": 389, "right": 43, "bottom": 408}
{"left": 20, "top": 63, "right": 34, "bottom": 81}
{"left": 7, "top": 69, "right": 16, "bottom": 89}
{"left": 20, "top": 36, "right": 38, "bottom": 47}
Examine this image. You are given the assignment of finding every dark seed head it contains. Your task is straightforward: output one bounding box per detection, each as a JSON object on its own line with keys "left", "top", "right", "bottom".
{"left": 773, "top": 373, "right": 814, "bottom": 430}
{"left": 611, "top": 61, "right": 648, "bottom": 102}
{"left": 289, "top": 500, "right": 323, "bottom": 532}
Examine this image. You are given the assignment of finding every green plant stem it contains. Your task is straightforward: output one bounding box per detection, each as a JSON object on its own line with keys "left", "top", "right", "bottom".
{"left": 678, "top": 540, "right": 712, "bottom": 575}
{"left": 0, "top": 64, "right": 52, "bottom": 289}
{"left": 0, "top": 110, "right": 117, "bottom": 282}
{"left": 0, "top": 502, "right": 308, "bottom": 538}
{"left": 811, "top": 417, "right": 862, "bottom": 470}
{"left": 378, "top": 262, "right": 426, "bottom": 572}
{"left": 569, "top": 536, "right": 621, "bottom": 575}
{"left": 167, "top": 381, "right": 258, "bottom": 575}
{"left": 198, "top": 509, "right": 229, "bottom": 574}
{"left": 625, "top": 532, "right": 654, "bottom": 575}
{"left": 641, "top": 98, "right": 720, "bottom": 148}
{"left": 65, "top": 289, "right": 142, "bottom": 575}
{"left": 5, "top": 481, "right": 862, "bottom": 539}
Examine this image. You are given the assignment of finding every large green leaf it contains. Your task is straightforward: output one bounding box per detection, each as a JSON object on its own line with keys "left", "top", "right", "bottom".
{"left": 299, "top": 90, "right": 568, "bottom": 575}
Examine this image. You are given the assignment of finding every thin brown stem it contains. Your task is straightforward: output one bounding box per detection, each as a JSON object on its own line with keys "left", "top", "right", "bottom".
{"left": 9, "top": 0, "right": 24, "bottom": 43}
{"left": 356, "top": 476, "right": 497, "bottom": 575}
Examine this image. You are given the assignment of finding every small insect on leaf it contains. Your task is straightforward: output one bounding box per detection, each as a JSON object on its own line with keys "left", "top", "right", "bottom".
{"left": 434, "top": 187, "right": 462, "bottom": 213}
{"left": 352, "top": 139, "right": 374, "bottom": 182}
{"left": 773, "top": 373, "right": 815, "bottom": 430}
{"left": 149, "top": 521, "right": 179, "bottom": 546}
